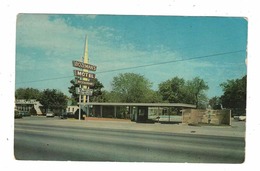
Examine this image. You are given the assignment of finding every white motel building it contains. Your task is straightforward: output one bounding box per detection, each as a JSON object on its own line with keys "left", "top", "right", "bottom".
{"left": 15, "top": 99, "right": 43, "bottom": 115}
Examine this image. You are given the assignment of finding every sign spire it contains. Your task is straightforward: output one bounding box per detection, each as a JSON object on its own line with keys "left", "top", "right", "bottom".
{"left": 83, "top": 35, "right": 89, "bottom": 64}
{"left": 83, "top": 35, "right": 89, "bottom": 103}
{"left": 72, "top": 35, "right": 97, "bottom": 120}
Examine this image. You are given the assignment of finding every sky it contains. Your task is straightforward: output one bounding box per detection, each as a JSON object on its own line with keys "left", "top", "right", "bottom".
{"left": 15, "top": 14, "right": 247, "bottom": 98}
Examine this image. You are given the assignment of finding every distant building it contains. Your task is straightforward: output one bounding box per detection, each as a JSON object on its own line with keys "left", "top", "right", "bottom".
{"left": 66, "top": 105, "right": 79, "bottom": 114}
{"left": 15, "top": 99, "right": 43, "bottom": 115}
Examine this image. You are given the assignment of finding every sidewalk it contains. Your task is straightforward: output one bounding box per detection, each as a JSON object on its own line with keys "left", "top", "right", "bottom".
{"left": 83, "top": 117, "right": 246, "bottom": 138}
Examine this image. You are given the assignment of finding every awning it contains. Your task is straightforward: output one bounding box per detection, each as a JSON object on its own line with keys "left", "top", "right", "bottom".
{"left": 78, "top": 102, "right": 196, "bottom": 108}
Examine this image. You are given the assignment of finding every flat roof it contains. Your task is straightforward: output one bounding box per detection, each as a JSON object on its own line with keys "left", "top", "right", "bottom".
{"left": 78, "top": 102, "right": 196, "bottom": 108}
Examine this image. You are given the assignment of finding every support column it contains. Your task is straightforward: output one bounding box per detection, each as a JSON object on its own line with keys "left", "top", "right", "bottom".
{"left": 100, "top": 105, "right": 103, "bottom": 118}
{"left": 79, "top": 94, "right": 81, "bottom": 120}
{"left": 129, "top": 106, "right": 132, "bottom": 119}
{"left": 114, "top": 106, "right": 117, "bottom": 118}
{"left": 168, "top": 108, "right": 170, "bottom": 122}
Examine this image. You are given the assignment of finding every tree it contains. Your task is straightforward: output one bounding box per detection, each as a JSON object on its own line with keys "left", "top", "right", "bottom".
{"left": 158, "top": 77, "right": 186, "bottom": 103}
{"left": 102, "top": 90, "right": 122, "bottom": 102}
{"left": 68, "top": 79, "right": 80, "bottom": 104}
{"left": 15, "top": 87, "right": 42, "bottom": 100}
{"left": 220, "top": 75, "right": 246, "bottom": 109}
{"left": 158, "top": 76, "right": 209, "bottom": 108}
{"left": 208, "top": 96, "right": 222, "bottom": 109}
{"left": 143, "top": 90, "right": 163, "bottom": 103}
{"left": 40, "top": 89, "right": 68, "bottom": 112}
{"left": 111, "top": 73, "right": 158, "bottom": 103}
{"left": 89, "top": 79, "right": 104, "bottom": 102}
{"left": 186, "top": 77, "right": 209, "bottom": 108}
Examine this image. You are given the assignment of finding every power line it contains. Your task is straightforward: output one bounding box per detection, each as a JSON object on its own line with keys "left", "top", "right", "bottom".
{"left": 96, "top": 49, "right": 245, "bottom": 74}
{"left": 17, "top": 75, "right": 74, "bottom": 84}
{"left": 16, "top": 49, "right": 245, "bottom": 84}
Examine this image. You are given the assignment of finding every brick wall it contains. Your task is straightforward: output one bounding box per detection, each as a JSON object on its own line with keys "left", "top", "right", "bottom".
{"left": 182, "top": 109, "right": 231, "bottom": 125}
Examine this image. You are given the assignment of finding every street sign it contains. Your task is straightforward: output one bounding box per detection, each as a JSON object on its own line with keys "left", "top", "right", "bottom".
{"left": 74, "top": 70, "right": 95, "bottom": 79}
{"left": 76, "top": 87, "right": 93, "bottom": 96}
{"left": 72, "top": 60, "right": 97, "bottom": 71}
{"left": 75, "top": 79, "right": 95, "bottom": 86}
{"left": 81, "top": 89, "right": 93, "bottom": 96}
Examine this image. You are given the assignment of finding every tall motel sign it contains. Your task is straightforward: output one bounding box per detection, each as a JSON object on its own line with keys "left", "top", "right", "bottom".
{"left": 72, "top": 36, "right": 97, "bottom": 120}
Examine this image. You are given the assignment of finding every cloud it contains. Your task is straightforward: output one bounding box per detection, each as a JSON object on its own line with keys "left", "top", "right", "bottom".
{"left": 16, "top": 14, "right": 119, "bottom": 78}
{"left": 17, "top": 14, "right": 85, "bottom": 54}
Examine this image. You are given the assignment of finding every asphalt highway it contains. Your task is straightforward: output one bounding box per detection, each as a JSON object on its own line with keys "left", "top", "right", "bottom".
{"left": 14, "top": 117, "right": 245, "bottom": 163}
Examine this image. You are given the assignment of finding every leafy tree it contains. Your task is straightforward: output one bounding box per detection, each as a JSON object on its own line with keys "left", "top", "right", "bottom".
{"left": 158, "top": 77, "right": 186, "bottom": 103}
{"left": 143, "top": 90, "right": 163, "bottom": 103}
{"left": 68, "top": 79, "right": 80, "bottom": 103}
{"left": 208, "top": 96, "right": 222, "bottom": 109}
{"left": 186, "top": 77, "right": 209, "bottom": 108}
{"left": 15, "top": 87, "right": 42, "bottom": 100}
{"left": 102, "top": 90, "right": 122, "bottom": 102}
{"left": 111, "top": 73, "right": 158, "bottom": 103}
{"left": 40, "top": 89, "right": 68, "bottom": 112}
{"left": 220, "top": 75, "right": 246, "bottom": 109}
{"left": 89, "top": 79, "right": 104, "bottom": 102}
{"left": 158, "top": 76, "right": 209, "bottom": 108}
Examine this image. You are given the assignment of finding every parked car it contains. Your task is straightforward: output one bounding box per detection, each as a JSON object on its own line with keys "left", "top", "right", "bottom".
{"left": 15, "top": 110, "right": 23, "bottom": 119}
{"left": 46, "top": 112, "right": 55, "bottom": 117}
{"left": 238, "top": 116, "right": 246, "bottom": 121}
{"left": 59, "top": 112, "right": 68, "bottom": 119}
{"left": 20, "top": 111, "right": 30, "bottom": 117}
{"left": 66, "top": 112, "right": 74, "bottom": 118}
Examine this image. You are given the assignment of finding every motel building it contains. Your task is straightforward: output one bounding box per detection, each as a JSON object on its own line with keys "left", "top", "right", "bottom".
{"left": 14, "top": 98, "right": 232, "bottom": 125}
{"left": 78, "top": 102, "right": 197, "bottom": 123}
{"left": 15, "top": 99, "right": 43, "bottom": 116}
{"left": 75, "top": 102, "right": 232, "bottom": 125}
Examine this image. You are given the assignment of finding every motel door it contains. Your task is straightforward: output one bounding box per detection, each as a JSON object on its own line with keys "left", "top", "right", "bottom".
{"left": 137, "top": 106, "right": 148, "bottom": 122}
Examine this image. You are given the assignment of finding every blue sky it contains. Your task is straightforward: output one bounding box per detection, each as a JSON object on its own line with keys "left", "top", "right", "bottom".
{"left": 15, "top": 14, "right": 247, "bottom": 98}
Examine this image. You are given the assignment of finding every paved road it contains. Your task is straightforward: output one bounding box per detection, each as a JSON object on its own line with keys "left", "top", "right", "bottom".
{"left": 14, "top": 117, "right": 245, "bottom": 163}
